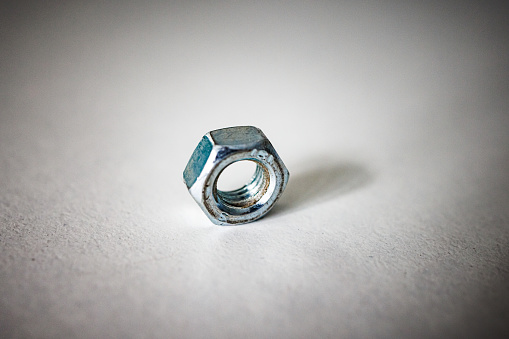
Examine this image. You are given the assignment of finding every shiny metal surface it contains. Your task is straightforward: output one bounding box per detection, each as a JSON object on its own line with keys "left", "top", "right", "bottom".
{"left": 184, "top": 126, "right": 289, "bottom": 225}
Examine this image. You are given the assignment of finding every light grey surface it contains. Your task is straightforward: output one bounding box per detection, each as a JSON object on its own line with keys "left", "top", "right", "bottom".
{"left": 1, "top": 1, "right": 508, "bottom": 338}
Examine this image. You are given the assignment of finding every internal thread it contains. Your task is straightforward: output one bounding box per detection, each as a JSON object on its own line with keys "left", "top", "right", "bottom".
{"left": 217, "top": 163, "right": 269, "bottom": 208}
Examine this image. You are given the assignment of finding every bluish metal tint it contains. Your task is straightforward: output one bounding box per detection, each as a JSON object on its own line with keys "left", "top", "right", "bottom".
{"left": 183, "top": 136, "right": 213, "bottom": 189}
{"left": 183, "top": 126, "right": 289, "bottom": 225}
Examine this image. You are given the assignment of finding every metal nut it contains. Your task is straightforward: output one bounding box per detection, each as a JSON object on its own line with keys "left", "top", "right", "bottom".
{"left": 183, "top": 126, "right": 290, "bottom": 225}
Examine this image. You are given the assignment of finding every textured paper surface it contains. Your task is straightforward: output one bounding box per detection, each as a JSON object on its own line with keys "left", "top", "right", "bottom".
{"left": 1, "top": 2, "right": 508, "bottom": 338}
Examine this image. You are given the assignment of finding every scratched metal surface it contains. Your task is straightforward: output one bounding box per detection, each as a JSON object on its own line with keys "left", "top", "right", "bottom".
{"left": 1, "top": 1, "right": 508, "bottom": 338}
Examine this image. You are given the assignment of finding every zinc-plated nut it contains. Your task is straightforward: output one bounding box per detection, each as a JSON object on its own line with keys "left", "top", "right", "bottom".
{"left": 183, "top": 126, "right": 289, "bottom": 225}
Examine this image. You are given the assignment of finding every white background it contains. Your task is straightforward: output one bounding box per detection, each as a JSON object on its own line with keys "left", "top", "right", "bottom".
{"left": 1, "top": 1, "right": 508, "bottom": 338}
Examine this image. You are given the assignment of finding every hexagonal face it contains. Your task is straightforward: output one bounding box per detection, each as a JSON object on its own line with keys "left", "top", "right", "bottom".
{"left": 209, "top": 126, "right": 266, "bottom": 148}
{"left": 183, "top": 126, "right": 289, "bottom": 225}
{"left": 183, "top": 136, "right": 213, "bottom": 189}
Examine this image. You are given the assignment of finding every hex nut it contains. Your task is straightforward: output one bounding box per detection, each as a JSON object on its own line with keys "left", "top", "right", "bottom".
{"left": 183, "top": 126, "right": 289, "bottom": 225}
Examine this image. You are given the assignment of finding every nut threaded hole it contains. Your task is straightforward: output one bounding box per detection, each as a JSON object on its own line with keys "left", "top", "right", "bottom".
{"left": 215, "top": 160, "right": 270, "bottom": 208}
